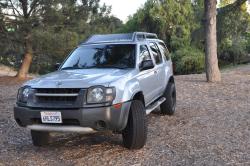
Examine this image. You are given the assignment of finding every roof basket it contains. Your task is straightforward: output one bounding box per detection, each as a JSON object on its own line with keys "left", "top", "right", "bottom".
{"left": 83, "top": 32, "right": 158, "bottom": 44}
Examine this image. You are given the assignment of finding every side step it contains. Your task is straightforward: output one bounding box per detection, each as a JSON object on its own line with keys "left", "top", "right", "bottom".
{"left": 146, "top": 97, "right": 166, "bottom": 115}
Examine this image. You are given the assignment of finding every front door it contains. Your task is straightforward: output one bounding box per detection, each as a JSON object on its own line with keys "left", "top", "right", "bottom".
{"left": 137, "top": 44, "right": 159, "bottom": 105}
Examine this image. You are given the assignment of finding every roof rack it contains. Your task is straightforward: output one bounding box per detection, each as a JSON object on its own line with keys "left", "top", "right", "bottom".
{"left": 83, "top": 32, "right": 158, "bottom": 44}
{"left": 133, "top": 32, "right": 158, "bottom": 41}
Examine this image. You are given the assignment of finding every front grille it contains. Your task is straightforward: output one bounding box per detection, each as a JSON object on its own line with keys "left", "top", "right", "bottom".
{"left": 33, "top": 88, "right": 83, "bottom": 108}
{"left": 36, "top": 88, "right": 80, "bottom": 94}
{"left": 37, "top": 96, "right": 78, "bottom": 104}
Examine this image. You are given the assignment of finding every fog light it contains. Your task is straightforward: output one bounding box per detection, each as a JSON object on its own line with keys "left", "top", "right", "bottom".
{"left": 96, "top": 120, "right": 106, "bottom": 130}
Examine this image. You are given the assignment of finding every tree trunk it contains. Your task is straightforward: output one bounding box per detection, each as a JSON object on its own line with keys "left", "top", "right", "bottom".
{"left": 16, "top": 34, "right": 33, "bottom": 79}
{"left": 204, "top": 0, "right": 221, "bottom": 82}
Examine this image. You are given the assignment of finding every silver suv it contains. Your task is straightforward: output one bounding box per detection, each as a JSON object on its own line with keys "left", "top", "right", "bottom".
{"left": 14, "top": 32, "right": 176, "bottom": 149}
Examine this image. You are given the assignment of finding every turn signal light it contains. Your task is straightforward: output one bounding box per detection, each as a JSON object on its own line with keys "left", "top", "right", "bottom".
{"left": 113, "top": 103, "right": 122, "bottom": 109}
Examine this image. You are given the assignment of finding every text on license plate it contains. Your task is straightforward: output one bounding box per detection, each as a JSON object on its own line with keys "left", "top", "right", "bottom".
{"left": 41, "top": 112, "right": 62, "bottom": 124}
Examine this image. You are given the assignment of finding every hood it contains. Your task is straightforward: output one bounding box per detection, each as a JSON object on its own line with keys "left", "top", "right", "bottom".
{"left": 24, "top": 69, "right": 134, "bottom": 88}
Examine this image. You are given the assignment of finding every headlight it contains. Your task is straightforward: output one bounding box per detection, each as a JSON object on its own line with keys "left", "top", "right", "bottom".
{"left": 17, "top": 86, "right": 31, "bottom": 103}
{"left": 87, "top": 86, "right": 115, "bottom": 104}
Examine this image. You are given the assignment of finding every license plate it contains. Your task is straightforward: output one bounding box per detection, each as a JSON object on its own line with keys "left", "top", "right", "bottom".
{"left": 41, "top": 112, "right": 62, "bottom": 124}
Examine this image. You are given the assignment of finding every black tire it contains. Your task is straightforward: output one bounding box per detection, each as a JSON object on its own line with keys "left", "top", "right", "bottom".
{"left": 160, "top": 82, "right": 176, "bottom": 115}
{"left": 122, "top": 100, "right": 147, "bottom": 149}
{"left": 31, "top": 130, "right": 50, "bottom": 146}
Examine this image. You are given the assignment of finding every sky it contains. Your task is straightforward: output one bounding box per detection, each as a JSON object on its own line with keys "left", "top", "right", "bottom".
{"left": 100, "top": 0, "right": 147, "bottom": 22}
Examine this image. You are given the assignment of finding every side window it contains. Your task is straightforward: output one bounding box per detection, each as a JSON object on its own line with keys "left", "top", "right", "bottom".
{"left": 149, "top": 42, "right": 163, "bottom": 64}
{"left": 139, "top": 45, "right": 152, "bottom": 63}
{"left": 158, "top": 42, "right": 170, "bottom": 61}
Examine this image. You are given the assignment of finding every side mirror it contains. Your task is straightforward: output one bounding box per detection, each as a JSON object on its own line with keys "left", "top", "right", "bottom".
{"left": 54, "top": 63, "right": 61, "bottom": 70}
{"left": 140, "top": 60, "right": 154, "bottom": 71}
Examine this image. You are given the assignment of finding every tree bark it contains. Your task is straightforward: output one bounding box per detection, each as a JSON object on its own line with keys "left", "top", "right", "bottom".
{"left": 16, "top": 33, "right": 33, "bottom": 79}
{"left": 204, "top": 0, "right": 221, "bottom": 82}
{"left": 15, "top": 0, "right": 33, "bottom": 80}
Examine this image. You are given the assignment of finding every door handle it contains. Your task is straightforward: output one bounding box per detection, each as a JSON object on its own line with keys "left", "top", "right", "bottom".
{"left": 154, "top": 70, "right": 158, "bottom": 74}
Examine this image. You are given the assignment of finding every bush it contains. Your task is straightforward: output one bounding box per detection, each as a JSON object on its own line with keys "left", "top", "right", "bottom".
{"left": 172, "top": 46, "right": 205, "bottom": 75}
{"left": 218, "top": 38, "right": 248, "bottom": 65}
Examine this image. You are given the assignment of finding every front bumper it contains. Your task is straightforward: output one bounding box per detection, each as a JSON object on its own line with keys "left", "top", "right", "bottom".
{"left": 14, "top": 102, "right": 131, "bottom": 132}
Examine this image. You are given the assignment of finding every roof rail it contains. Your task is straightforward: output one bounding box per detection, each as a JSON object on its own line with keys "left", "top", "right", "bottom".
{"left": 82, "top": 32, "right": 158, "bottom": 44}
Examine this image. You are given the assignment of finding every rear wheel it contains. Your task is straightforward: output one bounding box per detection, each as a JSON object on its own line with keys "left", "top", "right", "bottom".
{"left": 160, "top": 82, "right": 176, "bottom": 115}
{"left": 122, "top": 100, "right": 147, "bottom": 149}
{"left": 31, "top": 130, "right": 50, "bottom": 146}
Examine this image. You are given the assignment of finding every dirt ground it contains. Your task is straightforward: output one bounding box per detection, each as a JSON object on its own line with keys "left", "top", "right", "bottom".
{"left": 0, "top": 65, "right": 249, "bottom": 166}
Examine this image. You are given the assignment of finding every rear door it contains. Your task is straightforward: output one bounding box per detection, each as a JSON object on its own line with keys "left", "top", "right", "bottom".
{"left": 149, "top": 42, "right": 165, "bottom": 96}
{"left": 157, "top": 42, "right": 172, "bottom": 92}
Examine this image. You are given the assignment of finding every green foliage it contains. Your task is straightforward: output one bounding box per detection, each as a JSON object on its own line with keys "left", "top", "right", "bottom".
{"left": 0, "top": 0, "right": 123, "bottom": 74}
{"left": 245, "top": 32, "right": 250, "bottom": 52}
{"left": 30, "top": 29, "right": 79, "bottom": 74}
{"left": 1, "top": 0, "right": 250, "bottom": 75}
{"left": 121, "top": 0, "right": 205, "bottom": 75}
{"left": 190, "top": 0, "right": 205, "bottom": 50}
{"left": 217, "top": 0, "right": 250, "bottom": 65}
{"left": 120, "top": 0, "right": 196, "bottom": 50}
{"left": 219, "top": 0, "right": 234, "bottom": 7}
{"left": 171, "top": 46, "right": 205, "bottom": 74}
{"left": 218, "top": 37, "right": 248, "bottom": 65}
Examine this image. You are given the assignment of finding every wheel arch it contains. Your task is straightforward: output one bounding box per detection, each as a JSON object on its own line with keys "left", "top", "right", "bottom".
{"left": 163, "top": 75, "right": 175, "bottom": 93}
{"left": 131, "top": 91, "right": 145, "bottom": 106}
{"left": 168, "top": 75, "right": 175, "bottom": 84}
{"left": 118, "top": 91, "right": 145, "bottom": 132}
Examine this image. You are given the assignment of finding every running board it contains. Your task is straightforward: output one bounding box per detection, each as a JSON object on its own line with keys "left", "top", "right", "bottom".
{"left": 146, "top": 97, "right": 166, "bottom": 115}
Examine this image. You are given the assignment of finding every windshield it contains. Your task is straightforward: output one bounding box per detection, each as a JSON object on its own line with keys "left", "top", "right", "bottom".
{"left": 61, "top": 44, "right": 136, "bottom": 70}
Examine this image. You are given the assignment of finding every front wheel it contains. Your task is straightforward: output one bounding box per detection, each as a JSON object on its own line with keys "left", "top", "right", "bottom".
{"left": 122, "top": 100, "right": 147, "bottom": 149}
{"left": 160, "top": 82, "right": 176, "bottom": 115}
{"left": 31, "top": 130, "right": 50, "bottom": 146}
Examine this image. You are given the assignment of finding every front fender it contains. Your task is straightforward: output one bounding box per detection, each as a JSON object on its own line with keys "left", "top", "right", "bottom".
{"left": 109, "top": 78, "right": 141, "bottom": 131}
{"left": 122, "top": 80, "right": 141, "bottom": 102}
{"left": 111, "top": 78, "right": 141, "bottom": 104}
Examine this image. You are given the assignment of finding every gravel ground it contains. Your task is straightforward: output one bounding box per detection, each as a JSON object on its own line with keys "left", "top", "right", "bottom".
{"left": 0, "top": 65, "right": 249, "bottom": 166}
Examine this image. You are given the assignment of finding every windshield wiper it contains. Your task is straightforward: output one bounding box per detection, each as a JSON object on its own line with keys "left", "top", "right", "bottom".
{"left": 96, "top": 65, "right": 128, "bottom": 69}
{"left": 61, "top": 66, "right": 99, "bottom": 70}
{"left": 61, "top": 66, "right": 82, "bottom": 70}
{"left": 61, "top": 65, "right": 129, "bottom": 70}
